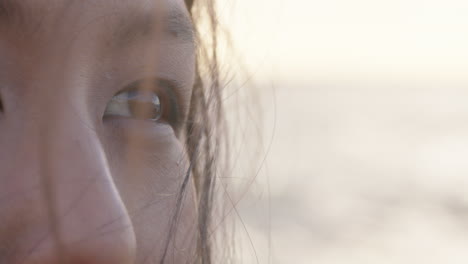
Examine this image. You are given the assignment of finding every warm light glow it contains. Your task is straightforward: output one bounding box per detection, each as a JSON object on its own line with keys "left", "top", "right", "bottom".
{"left": 220, "top": 0, "right": 468, "bottom": 84}
{"left": 224, "top": 1, "right": 468, "bottom": 264}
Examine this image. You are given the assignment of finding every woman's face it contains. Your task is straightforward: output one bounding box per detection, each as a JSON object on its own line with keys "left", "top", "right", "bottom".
{"left": 0, "top": 0, "right": 197, "bottom": 263}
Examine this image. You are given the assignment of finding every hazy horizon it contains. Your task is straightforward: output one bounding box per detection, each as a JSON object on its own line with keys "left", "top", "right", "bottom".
{"left": 221, "top": 0, "right": 468, "bottom": 263}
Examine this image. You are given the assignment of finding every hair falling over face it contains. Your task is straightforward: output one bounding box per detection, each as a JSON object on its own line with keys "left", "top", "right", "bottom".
{"left": 0, "top": 0, "right": 227, "bottom": 263}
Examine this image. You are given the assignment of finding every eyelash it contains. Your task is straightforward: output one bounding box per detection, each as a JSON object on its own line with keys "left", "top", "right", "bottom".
{"left": 105, "top": 78, "right": 181, "bottom": 128}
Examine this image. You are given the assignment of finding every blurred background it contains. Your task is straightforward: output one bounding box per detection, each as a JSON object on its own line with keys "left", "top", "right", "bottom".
{"left": 215, "top": 0, "right": 468, "bottom": 263}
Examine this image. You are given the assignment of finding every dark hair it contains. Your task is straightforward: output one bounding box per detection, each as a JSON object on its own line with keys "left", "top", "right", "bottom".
{"left": 163, "top": 1, "right": 228, "bottom": 263}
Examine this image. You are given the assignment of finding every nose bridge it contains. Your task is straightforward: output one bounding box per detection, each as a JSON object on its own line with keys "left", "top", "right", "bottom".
{"left": 23, "top": 88, "right": 136, "bottom": 263}
{"left": 0, "top": 27, "right": 137, "bottom": 262}
{"left": 42, "top": 114, "right": 135, "bottom": 263}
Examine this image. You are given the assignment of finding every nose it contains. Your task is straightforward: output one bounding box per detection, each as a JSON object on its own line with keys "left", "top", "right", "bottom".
{"left": 0, "top": 100, "right": 136, "bottom": 263}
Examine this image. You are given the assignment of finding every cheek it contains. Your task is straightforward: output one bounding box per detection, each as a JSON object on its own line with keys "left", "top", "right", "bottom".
{"left": 101, "top": 121, "right": 197, "bottom": 261}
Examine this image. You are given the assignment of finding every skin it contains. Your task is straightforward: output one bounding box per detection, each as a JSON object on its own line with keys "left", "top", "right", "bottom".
{"left": 0, "top": 0, "right": 197, "bottom": 263}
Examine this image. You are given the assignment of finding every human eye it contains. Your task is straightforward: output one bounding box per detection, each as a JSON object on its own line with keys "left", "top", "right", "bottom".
{"left": 103, "top": 79, "right": 181, "bottom": 127}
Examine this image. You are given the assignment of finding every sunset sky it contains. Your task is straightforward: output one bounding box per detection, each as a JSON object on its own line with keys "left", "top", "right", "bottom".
{"left": 223, "top": 1, "right": 468, "bottom": 263}
{"left": 221, "top": 0, "right": 468, "bottom": 84}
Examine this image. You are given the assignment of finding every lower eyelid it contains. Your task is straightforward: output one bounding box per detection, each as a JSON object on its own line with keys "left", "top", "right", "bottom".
{"left": 104, "top": 116, "right": 176, "bottom": 142}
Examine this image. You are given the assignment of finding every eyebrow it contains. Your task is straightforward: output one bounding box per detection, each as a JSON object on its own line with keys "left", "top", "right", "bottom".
{"left": 0, "top": 1, "right": 195, "bottom": 46}
{"left": 112, "top": 8, "right": 196, "bottom": 48}
{"left": 0, "top": 0, "right": 25, "bottom": 25}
